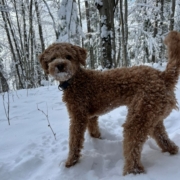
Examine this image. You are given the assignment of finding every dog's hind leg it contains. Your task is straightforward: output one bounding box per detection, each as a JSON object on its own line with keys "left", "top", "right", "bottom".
{"left": 65, "top": 113, "right": 88, "bottom": 167}
{"left": 150, "top": 121, "right": 179, "bottom": 154}
{"left": 122, "top": 96, "right": 155, "bottom": 175}
{"left": 87, "top": 116, "right": 101, "bottom": 138}
{"left": 123, "top": 120, "right": 147, "bottom": 175}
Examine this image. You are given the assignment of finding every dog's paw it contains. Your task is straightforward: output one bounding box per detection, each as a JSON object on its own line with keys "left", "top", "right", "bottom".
{"left": 162, "top": 144, "right": 179, "bottom": 155}
{"left": 123, "top": 164, "right": 145, "bottom": 176}
{"left": 65, "top": 158, "right": 78, "bottom": 168}
{"left": 90, "top": 132, "right": 101, "bottom": 139}
{"left": 170, "top": 145, "right": 179, "bottom": 154}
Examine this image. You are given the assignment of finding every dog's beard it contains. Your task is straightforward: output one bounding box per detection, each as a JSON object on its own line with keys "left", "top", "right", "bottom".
{"left": 48, "top": 60, "right": 75, "bottom": 82}
{"left": 52, "top": 67, "right": 72, "bottom": 81}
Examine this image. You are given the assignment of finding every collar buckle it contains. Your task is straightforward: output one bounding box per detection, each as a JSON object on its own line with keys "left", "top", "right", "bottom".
{"left": 58, "top": 84, "right": 63, "bottom": 91}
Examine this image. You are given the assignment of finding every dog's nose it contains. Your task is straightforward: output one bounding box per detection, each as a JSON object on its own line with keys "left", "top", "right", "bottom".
{"left": 57, "top": 64, "right": 64, "bottom": 71}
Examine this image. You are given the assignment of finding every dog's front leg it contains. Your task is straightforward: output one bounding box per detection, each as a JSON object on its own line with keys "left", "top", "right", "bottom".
{"left": 65, "top": 114, "right": 88, "bottom": 167}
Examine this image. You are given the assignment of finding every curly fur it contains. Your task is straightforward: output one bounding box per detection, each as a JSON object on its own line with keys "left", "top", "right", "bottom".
{"left": 39, "top": 31, "right": 180, "bottom": 175}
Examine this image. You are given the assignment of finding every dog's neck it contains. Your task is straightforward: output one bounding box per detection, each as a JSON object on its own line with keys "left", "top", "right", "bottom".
{"left": 58, "top": 68, "right": 84, "bottom": 91}
{"left": 58, "top": 78, "right": 73, "bottom": 91}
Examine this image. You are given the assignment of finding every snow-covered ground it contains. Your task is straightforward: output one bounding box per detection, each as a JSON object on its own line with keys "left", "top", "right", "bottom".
{"left": 1, "top": 67, "right": 180, "bottom": 180}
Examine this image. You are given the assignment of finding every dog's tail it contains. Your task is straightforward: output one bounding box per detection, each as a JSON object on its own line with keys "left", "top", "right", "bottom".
{"left": 163, "top": 31, "right": 180, "bottom": 90}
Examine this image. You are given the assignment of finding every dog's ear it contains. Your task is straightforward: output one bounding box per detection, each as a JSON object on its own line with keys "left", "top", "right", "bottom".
{"left": 72, "top": 45, "right": 87, "bottom": 66}
{"left": 38, "top": 53, "right": 49, "bottom": 74}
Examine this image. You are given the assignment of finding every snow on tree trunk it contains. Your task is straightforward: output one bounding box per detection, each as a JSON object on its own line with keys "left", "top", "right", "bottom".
{"left": 96, "top": 0, "right": 115, "bottom": 69}
{"left": 58, "top": 0, "right": 83, "bottom": 45}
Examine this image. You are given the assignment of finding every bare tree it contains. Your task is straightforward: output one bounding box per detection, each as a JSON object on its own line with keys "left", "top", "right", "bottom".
{"left": 42, "top": 0, "right": 60, "bottom": 40}
{"left": 96, "top": 0, "right": 116, "bottom": 69}
{"left": 151, "top": 0, "right": 159, "bottom": 63}
{"left": 120, "top": 0, "right": 129, "bottom": 67}
{"left": 169, "top": 0, "right": 176, "bottom": 31}
{"left": 85, "top": 0, "right": 95, "bottom": 69}
{"left": 0, "top": 0, "right": 24, "bottom": 89}
{"left": 34, "top": 0, "right": 45, "bottom": 52}
{"left": 0, "top": 72, "right": 9, "bottom": 92}
{"left": 1, "top": 91, "right": 10, "bottom": 125}
{"left": 77, "top": 0, "right": 84, "bottom": 47}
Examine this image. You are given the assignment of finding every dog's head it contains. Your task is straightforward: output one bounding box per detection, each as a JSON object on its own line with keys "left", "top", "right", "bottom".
{"left": 39, "top": 43, "right": 87, "bottom": 81}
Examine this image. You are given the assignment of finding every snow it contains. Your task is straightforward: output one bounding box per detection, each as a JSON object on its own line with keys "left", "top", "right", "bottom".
{"left": 40, "top": 80, "right": 54, "bottom": 87}
{"left": 100, "top": 15, "right": 110, "bottom": 39}
{"left": 58, "top": 0, "right": 83, "bottom": 44}
{"left": 1, "top": 66, "right": 180, "bottom": 180}
{"left": 95, "top": 0, "right": 103, "bottom": 6}
{"left": 101, "top": 24, "right": 109, "bottom": 39}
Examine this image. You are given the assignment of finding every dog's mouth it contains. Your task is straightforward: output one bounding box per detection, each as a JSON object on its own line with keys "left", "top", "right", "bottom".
{"left": 48, "top": 59, "right": 74, "bottom": 82}
{"left": 53, "top": 65, "right": 72, "bottom": 81}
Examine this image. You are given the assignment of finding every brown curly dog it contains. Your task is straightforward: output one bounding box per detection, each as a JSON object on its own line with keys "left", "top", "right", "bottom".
{"left": 39, "top": 31, "right": 180, "bottom": 175}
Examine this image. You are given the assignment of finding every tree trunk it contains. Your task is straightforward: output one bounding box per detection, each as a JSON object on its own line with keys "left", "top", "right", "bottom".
{"left": 29, "top": 0, "right": 36, "bottom": 87}
{"left": 0, "top": 71, "right": 9, "bottom": 93}
{"left": 78, "top": 0, "right": 84, "bottom": 47}
{"left": 1, "top": 0, "right": 24, "bottom": 89}
{"left": 143, "top": 0, "right": 149, "bottom": 63}
{"left": 34, "top": 0, "right": 48, "bottom": 81}
{"left": 159, "top": 0, "right": 165, "bottom": 64}
{"left": 96, "top": 0, "right": 115, "bottom": 69}
{"left": 120, "top": 0, "right": 129, "bottom": 67}
{"left": 85, "top": 0, "right": 95, "bottom": 69}
{"left": 42, "top": 0, "right": 59, "bottom": 40}
{"left": 169, "top": 0, "right": 176, "bottom": 31}
{"left": 35, "top": 0, "right": 45, "bottom": 52}
{"left": 13, "top": 0, "right": 24, "bottom": 60}
{"left": 152, "top": 0, "right": 159, "bottom": 63}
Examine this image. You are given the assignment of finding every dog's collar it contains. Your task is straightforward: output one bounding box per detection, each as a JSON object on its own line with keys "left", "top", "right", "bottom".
{"left": 58, "top": 79, "right": 72, "bottom": 91}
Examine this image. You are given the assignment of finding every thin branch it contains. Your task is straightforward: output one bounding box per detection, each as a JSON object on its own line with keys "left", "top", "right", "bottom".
{"left": 2, "top": 92, "right": 10, "bottom": 125}
{"left": 0, "top": 78, "right": 10, "bottom": 125}
{"left": 37, "top": 103, "right": 56, "bottom": 140}
{"left": 42, "top": 0, "right": 59, "bottom": 39}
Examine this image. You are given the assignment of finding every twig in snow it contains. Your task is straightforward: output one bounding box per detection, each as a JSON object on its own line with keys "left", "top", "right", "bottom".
{"left": 37, "top": 103, "right": 56, "bottom": 140}
{"left": 2, "top": 91, "right": 10, "bottom": 125}
{"left": 0, "top": 77, "right": 10, "bottom": 125}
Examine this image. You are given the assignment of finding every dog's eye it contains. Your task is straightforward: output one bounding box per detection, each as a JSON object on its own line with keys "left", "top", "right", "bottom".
{"left": 66, "top": 55, "right": 72, "bottom": 60}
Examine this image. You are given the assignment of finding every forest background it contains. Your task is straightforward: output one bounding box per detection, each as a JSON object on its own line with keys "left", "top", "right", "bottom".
{"left": 0, "top": 0, "right": 178, "bottom": 92}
